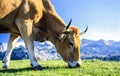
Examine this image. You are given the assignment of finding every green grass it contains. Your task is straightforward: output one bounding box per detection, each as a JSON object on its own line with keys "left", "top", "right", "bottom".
{"left": 0, "top": 59, "right": 120, "bottom": 76}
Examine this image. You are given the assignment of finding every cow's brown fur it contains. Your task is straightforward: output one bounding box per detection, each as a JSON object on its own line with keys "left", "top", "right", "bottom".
{"left": 56, "top": 27, "right": 81, "bottom": 62}
{"left": 0, "top": 0, "right": 87, "bottom": 69}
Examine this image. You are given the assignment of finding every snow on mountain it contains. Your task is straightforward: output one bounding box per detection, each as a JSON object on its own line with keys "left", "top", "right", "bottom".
{"left": 0, "top": 41, "right": 61, "bottom": 60}
{"left": 81, "top": 39, "right": 120, "bottom": 61}
{"left": 33, "top": 41, "right": 61, "bottom": 60}
{"left": 0, "top": 39, "right": 120, "bottom": 61}
{"left": 0, "top": 42, "right": 7, "bottom": 52}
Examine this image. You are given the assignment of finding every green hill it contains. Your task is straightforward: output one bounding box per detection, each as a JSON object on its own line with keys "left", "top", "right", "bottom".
{"left": 0, "top": 60, "right": 120, "bottom": 76}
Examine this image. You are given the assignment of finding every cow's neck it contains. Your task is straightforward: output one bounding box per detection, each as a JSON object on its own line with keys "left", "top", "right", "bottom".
{"left": 33, "top": 0, "right": 67, "bottom": 44}
{"left": 33, "top": 11, "right": 66, "bottom": 42}
{"left": 44, "top": 12, "right": 67, "bottom": 41}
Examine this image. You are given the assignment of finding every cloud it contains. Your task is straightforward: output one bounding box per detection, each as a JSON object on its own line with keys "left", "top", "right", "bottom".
{"left": 81, "top": 28, "right": 120, "bottom": 41}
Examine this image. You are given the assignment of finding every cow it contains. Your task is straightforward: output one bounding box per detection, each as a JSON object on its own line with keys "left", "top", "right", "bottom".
{"left": 0, "top": 0, "right": 88, "bottom": 70}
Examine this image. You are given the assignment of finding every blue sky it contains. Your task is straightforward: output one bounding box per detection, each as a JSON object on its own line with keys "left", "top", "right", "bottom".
{"left": 51, "top": 0, "right": 120, "bottom": 41}
{"left": 0, "top": 0, "right": 120, "bottom": 42}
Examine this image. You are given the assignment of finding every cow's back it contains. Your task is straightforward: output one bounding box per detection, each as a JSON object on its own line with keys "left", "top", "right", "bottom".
{"left": 0, "top": 0, "right": 22, "bottom": 19}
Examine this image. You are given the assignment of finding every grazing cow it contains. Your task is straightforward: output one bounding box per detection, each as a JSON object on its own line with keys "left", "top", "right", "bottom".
{"left": 0, "top": 0, "right": 88, "bottom": 70}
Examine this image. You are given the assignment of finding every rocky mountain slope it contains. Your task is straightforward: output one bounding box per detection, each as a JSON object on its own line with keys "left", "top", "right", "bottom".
{"left": 0, "top": 39, "right": 120, "bottom": 61}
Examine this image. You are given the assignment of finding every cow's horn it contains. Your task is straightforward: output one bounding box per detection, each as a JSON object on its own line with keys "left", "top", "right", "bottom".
{"left": 80, "top": 26, "right": 88, "bottom": 35}
{"left": 66, "top": 19, "right": 72, "bottom": 30}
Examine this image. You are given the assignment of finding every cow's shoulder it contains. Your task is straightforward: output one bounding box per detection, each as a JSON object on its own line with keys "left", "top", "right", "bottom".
{"left": 0, "top": 0, "right": 22, "bottom": 19}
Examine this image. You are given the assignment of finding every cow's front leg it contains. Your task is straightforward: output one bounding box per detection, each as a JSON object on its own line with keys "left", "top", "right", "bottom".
{"left": 25, "top": 40, "right": 43, "bottom": 70}
{"left": 16, "top": 19, "right": 43, "bottom": 70}
{"left": 2, "top": 34, "right": 19, "bottom": 68}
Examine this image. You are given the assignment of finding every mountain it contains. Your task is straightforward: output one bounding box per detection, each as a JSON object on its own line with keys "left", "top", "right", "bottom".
{"left": 81, "top": 39, "right": 120, "bottom": 61}
{"left": 0, "top": 39, "right": 120, "bottom": 61}
{"left": 0, "top": 41, "right": 61, "bottom": 60}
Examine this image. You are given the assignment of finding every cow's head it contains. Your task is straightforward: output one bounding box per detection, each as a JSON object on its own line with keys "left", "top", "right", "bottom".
{"left": 38, "top": 1, "right": 88, "bottom": 68}
{"left": 54, "top": 20, "right": 88, "bottom": 68}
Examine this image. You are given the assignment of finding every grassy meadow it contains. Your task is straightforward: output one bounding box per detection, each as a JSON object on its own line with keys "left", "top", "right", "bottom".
{"left": 0, "top": 59, "right": 120, "bottom": 76}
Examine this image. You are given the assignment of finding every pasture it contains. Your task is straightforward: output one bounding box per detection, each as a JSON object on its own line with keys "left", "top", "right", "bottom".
{"left": 0, "top": 60, "right": 120, "bottom": 76}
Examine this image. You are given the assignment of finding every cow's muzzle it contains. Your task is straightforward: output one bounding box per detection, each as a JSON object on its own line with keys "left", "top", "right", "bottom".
{"left": 68, "top": 60, "right": 81, "bottom": 68}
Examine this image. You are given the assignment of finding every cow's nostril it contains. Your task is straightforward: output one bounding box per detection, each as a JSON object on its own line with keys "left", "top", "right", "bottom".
{"left": 76, "top": 63, "right": 80, "bottom": 67}
{"left": 68, "top": 63, "right": 72, "bottom": 68}
{"left": 69, "top": 42, "right": 73, "bottom": 47}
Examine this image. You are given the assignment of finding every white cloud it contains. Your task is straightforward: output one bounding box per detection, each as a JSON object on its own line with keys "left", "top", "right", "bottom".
{"left": 81, "top": 29, "right": 120, "bottom": 41}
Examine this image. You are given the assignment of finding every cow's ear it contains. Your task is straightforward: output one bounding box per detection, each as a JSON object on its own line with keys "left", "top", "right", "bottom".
{"left": 58, "top": 34, "right": 66, "bottom": 41}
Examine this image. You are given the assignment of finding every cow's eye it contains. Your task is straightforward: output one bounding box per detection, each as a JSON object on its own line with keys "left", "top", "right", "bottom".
{"left": 58, "top": 34, "right": 66, "bottom": 41}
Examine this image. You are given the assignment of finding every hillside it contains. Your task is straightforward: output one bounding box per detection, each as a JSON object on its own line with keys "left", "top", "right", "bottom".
{"left": 0, "top": 39, "right": 120, "bottom": 61}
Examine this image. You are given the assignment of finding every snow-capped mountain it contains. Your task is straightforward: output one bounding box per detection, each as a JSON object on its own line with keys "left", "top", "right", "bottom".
{"left": 0, "top": 42, "right": 7, "bottom": 52}
{"left": 0, "top": 39, "right": 120, "bottom": 61}
{"left": 81, "top": 39, "right": 120, "bottom": 61}
{"left": 0, "top": 41, "right": 61, "bottom": 60}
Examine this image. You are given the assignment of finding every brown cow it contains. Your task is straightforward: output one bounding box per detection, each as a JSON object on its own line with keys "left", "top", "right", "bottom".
{"left": 0, "top": 0, "right": 88, "bottom": 70}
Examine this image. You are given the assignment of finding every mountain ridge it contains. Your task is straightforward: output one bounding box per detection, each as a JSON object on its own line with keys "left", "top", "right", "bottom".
{"left": 0, "top": 39, "right": 120, "bottom": 61}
